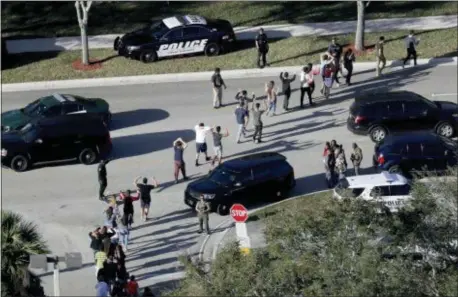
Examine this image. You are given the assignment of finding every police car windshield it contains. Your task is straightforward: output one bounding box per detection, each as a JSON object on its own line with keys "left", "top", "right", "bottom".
{"left": 209, "top": 167, "right": 237, "bottom": 186}
{"left": 149, "top": 21, "right": 168, "bottom": 38}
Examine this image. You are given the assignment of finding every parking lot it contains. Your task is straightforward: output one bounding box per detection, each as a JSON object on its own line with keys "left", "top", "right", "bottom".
{"left": 2, "top": 64, "right": 457, "bottom": 295}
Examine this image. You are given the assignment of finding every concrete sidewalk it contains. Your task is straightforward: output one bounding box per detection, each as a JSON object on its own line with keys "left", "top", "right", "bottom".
{"left": 5, "top": 15, "right": 457, "bottom": 54}
{"left": 3, "top": 57, "right": 457, "bottom": 93}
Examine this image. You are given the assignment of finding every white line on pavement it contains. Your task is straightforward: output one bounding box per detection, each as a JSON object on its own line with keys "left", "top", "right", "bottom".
{"left": 431, "top": 93, "right": 458, "bottom": 97}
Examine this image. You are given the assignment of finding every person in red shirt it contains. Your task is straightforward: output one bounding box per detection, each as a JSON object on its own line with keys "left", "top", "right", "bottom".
{"left": 126, "top": 275, "right": 139, "bottom": 297}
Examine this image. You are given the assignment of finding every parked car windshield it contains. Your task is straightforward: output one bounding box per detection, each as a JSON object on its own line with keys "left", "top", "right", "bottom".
{"left": 22, "top": 99, "right": 45, "bottom": 116}
{"left": 209, "top": 167, "right": 238, "bottom": 186}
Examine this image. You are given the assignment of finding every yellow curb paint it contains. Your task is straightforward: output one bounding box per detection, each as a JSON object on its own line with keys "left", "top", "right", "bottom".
{"left": 240, "top": 247, "right": 251, "bottom": 255}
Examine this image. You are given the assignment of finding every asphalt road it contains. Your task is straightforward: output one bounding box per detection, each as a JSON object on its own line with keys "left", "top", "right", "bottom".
{"left": 2, "top": 64, "right": 457, "bottom": 296}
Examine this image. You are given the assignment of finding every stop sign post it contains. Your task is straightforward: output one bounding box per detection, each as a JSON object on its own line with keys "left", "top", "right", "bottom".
{"left": 230, "top": 204, "right": 251, "bottom": 254}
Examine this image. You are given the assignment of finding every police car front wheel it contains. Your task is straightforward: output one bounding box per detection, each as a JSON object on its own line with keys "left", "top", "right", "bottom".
{"left": 140, "top": 51, "right": 158, "bottom": 63}
{"left": 205, "top": 43, "right": 220, "bottom": 57}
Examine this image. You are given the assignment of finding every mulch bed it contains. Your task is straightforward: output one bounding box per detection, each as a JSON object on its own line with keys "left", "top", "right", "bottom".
{"left": 72, "top": 59, "right": 103, "bottom": 71}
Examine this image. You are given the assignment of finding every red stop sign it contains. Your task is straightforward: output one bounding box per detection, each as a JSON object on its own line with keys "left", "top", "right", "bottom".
{"left": 230, "top": 204, "right": 248, "bottom": 223}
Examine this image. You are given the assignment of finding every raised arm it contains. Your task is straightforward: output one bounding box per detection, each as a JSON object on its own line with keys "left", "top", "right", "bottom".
{"left": 133, "top": 176, "right": 141, "bottom": 187}
{"left": 290, "top": 74, "right": 296, "bottom": 82}
{"left": 279, "top": 72, "right": 284, "bottom": 80}
{"left": 151, "top": 177, "right": 159, "bottom": 187}
{"left": 223, "top": 128, "right": 230, "bottom": 137}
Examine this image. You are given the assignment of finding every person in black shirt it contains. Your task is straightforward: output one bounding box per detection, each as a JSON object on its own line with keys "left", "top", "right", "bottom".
{"left": 173, "top": 138, "right": 189, "bottom": 184}
{"left": 327, "top": 37, "right": 343, "bottom": 86}
{"left": 97, "top": 159, "right": 111, "bottom": 200}
{"left": 343, "top": 48, "right": 355, "bottom": 85}
{"left": 255, "top": 28, "right": 269, "bottom": 68}
{"left": 133, "top": 176, "right": 158, "bottom": 222}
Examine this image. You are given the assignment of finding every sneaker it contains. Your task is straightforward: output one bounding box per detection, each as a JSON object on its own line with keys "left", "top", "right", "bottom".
{"left": 197, "top": 230, "right": 203, "bottom": 234}
{"left": 206, "top": 230, "right": 211, "bottom": 235}
{"left": 174, "top": 180, "right": 178, "bottom": 184}
{"left": 195, "top": 161, "right": 199, "bottom": 166}
{"left": 205, "top": 157, "right": 211, "bottom": 161}
{"left": 183, "top": 176, "right": 189, "bottom": 181}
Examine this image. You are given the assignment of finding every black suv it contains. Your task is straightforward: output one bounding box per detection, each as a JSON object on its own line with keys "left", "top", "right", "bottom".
{"left": 184, "top": 152, "right": 295, "bottom": 215}
{"left": 1, "top": 115, "right": 112, "bottom": 172}
{"left": 347, "top": 91, "right": 458, "bottom": 143}
{"left": 114, "top": 14, "right": 236, "bottom": 63}
{"left": 373, "top": 132, "right": 457, "bottom": 176}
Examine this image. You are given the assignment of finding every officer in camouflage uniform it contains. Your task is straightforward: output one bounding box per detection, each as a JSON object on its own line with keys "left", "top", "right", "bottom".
{"left": 195, "top": 195, "right": 211, "bottom": 234}
{"left": 350, "top": 142, "right": 363, "bottom": 175}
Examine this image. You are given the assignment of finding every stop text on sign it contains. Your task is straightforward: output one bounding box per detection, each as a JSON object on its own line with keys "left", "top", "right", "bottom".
{"left": 231, "top": 209, "right": 247, "bottom": 217}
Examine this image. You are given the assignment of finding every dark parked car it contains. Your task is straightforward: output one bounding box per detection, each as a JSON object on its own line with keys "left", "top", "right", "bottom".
{"left": 114, "top": 14, "right": 236, "bottom": 63}
{"left": 1, "top": 114, "right": 112, "bottom": 172}
{"left": 1, "top": 93, "right": 111, "bottom": 132}
{"left": 184, "top": 152, "right": 296, "bottom": 215}
{"left": 347, "top": 91, "right": 458, "bottom": 143}
{"left": 372, "top": 132, "right": 457, "bottom": 176}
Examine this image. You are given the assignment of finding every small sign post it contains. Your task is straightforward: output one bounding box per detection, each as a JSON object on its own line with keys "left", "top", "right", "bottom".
{"left": 230, "top": 204, "right": 251, "bottom": 254}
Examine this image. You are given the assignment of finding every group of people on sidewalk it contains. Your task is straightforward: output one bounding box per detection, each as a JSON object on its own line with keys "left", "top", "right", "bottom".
{"left": 92, "top": 177, "right": 160, "bottom": 296}
{"left": 323, "top": 140, "right": 363, "bottom": 188}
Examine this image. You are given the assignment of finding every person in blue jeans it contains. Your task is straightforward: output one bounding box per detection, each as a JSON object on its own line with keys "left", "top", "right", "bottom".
{"left": 234, "top": 102, "right": 249, "bottom": 144}
{"left": 116, "top": 219, "right": 129, "bottom": 252}
{"left": 265, "top": 81, "right": 278, "bottom": 116}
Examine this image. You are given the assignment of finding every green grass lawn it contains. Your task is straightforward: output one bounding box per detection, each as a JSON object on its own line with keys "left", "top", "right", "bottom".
{"left": 2, "top": 1, "right": 457, "bottom": 38}
{"left": 247, "top": 191, "right": 333, "bottom": 223}
{"left": 2, "top": 28, "right": 457, "bottom": 84}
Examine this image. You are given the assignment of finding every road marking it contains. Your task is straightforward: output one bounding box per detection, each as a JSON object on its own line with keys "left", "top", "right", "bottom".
{"left": 212, "top": 225, "right": 233, "bottom": 260}
{"left": 198, "top": 218, "right": 232, "bottom": 262}
{"left": 431, "top": 93, "right": 457, "bottom": 97}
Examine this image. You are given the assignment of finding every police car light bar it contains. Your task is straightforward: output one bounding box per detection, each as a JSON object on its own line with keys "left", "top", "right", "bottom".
{"left": 381, "top": 171, "right": 396, "bottom": 183}
{"left": 183, "top": 15, "right": 207, "bottom": 25}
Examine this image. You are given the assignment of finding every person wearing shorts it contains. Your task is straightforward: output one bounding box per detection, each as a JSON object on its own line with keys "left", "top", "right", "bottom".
{"left": 133, "top": 176, "right": 158, "bottom": 222}
{"left": 194, "top": 123, "right": 212, "bottom": 166}
{"left": 211, "top": 126, "right": 229, "bottom": 169}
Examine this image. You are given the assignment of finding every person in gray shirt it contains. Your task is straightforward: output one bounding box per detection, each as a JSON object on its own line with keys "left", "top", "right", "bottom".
{"left": 211, "top": 126, "right": 229, "bottom": 169}
{"left": 279, "top": 72, "right": 296, "bottom": 111}
{"left": 251, "top": 100, "right": 268, "bottom": 143}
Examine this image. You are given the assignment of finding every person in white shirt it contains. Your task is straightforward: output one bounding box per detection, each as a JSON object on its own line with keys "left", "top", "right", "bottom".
{"left": 194, "top": 123, "right": 212, "bottom": 166}
{"left": 299, "top": 65, "right": 315, "bottom": 108}
{"left": 403, "top": 30, "right": 420, "bottom": 67}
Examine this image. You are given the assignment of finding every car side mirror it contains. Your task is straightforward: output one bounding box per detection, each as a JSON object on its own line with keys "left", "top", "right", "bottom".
{"left": 35, "top": 138, "right": 43, "bottom": 144}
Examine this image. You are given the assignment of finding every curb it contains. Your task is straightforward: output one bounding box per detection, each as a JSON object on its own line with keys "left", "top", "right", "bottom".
{"left": 2, "top": 57, "right": 457, "bottom": 93}
{"left": 198, "top": 189, "right": 331, "bottom": 262}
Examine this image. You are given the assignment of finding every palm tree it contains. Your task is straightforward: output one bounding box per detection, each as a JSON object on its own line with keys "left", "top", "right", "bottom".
{"left": 1, "top": 211, "right": 49, "bottom": 297}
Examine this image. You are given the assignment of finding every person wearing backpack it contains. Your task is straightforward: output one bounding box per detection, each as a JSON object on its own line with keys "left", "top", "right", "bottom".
{"left": 403, "top": 30, "right": 420, "bottom": 67}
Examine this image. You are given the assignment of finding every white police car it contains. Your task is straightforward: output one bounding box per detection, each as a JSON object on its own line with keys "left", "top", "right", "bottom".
{"left": 114, "top": 15, "right": 236, "bottom": 63}
{"left": 333, "top": 171, "right": 412, "bottom": 212}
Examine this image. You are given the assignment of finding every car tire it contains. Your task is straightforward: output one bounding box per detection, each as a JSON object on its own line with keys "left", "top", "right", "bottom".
{"left": 10, "top": 155, "right": 29, "bottom": 172}
{"left": 388, "top": 165, "right": 401, "bottom": 174}
{"left": 140, "top": 51, "right": 158, "bottom": 63}
{"left": 79, "top": 148, "right": 98, "bottom": 165}
{"left": 217, "top": 203, "right": 230, "bottom": 216}
{"left": 369, "top": 126, "right": 387, "bottom": 143}
{"left": 205, "top": 43, "right": 220, "bottom": 57}
{"left": 436, "top": 122, "right": 455, "bottom": 138}
{"left": 114, "top": 37, "right": 120, "bottom": 51}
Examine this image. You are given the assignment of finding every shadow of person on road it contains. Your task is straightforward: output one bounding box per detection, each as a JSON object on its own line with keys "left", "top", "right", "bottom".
{"left": 110, "top": 108, "right": 170, "bottom": 131}
{"left": 156, "top": 173, "right": 203, "bottom": 193}
{"left": 224, "top": 140, "right": 319, "bottom": 160}
{"left": 111, "top": 129, "right": 195, "bottom": 159}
